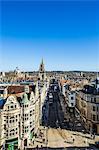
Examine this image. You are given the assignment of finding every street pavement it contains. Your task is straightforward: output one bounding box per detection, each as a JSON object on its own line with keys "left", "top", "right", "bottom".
{"left": 58, "top": 93, "right": 86, "bottom": 132}
{"left": 28, "top": 80, "right": 99, "bottom": 149}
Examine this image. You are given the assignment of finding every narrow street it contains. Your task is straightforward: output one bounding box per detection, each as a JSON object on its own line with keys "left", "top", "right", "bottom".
{"left": 47, "top": 90, "right": 64, "bottom": 128}
{"left": 39, "top": 80, "right": 99, "bottom": 149}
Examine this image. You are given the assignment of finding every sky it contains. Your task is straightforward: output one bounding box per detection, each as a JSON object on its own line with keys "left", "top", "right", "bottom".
{"left": 0, "top": 0, "right": 99, "bottom": 71}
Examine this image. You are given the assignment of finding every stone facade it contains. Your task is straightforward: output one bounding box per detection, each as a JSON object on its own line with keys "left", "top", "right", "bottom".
{"left": 76, "top": 91, "right": 99, "bottom": 134}
{"left": 39, "top": 59, "right": 46, "bottom": 81}
{"left": 0, "top": 84, "right": 40, "bottom": 149}
{"left": 0, "top": 60, "right": 49, "bottom": 149}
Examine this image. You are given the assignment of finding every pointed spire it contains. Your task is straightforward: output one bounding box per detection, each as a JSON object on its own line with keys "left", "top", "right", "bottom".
{"left": 41, "top": 58, "right": 44, "bottom": 65}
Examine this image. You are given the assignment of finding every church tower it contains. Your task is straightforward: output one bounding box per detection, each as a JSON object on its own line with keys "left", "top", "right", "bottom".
{"left": 38, "top": 59, "right": 46, "bottom": 81}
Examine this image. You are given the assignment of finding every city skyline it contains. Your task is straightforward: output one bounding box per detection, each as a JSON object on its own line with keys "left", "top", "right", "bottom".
{"left": 1, "top": 0, "right": 99, "bottom": 71}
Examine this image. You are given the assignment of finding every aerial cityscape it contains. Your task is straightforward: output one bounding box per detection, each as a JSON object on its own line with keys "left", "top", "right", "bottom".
{"left": 0, "top": 0, "right": 99, "bottom": 150}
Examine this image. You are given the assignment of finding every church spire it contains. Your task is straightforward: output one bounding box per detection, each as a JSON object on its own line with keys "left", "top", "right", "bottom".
{"left": 38, "top": 58, "right": 46, "bottom": 81}
{"left": 41, "top": 58, "right": 44, "bottom": 65}
{"left": 39, "top": 58, "right": 45, "bottom": 72}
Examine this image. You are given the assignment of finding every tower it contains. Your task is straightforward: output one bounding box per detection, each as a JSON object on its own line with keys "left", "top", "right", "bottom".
{"left": 3, "top": 88, "right": 8, "bottom": 99}
{"left": 38, "top": 59, "right": 46, "bottom": 81}
{"left": 96, "top": 72, "right": 99, "bottom": 92}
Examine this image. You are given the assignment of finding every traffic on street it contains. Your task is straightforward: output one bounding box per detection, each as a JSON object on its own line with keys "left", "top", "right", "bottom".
{"left": 42, "top": 79, "right": 85, "bottom": 132}
{"left": 25, "top": 79, "right": 99, "bottom": 149}
{"left": 42, "top": 79, "right": 64, "bottom": 128}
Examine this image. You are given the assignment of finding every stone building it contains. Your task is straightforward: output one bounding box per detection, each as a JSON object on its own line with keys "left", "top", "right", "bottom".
{"left": 67, "top": 91, "right": 76, "bottom": 113}
{"left": 38, "top": 59, "right": 46, "bottom": 81}
{"left": 38, "top": 59, "right": 49, "bottom": 125}
{"left": 76, "top": 77, "right": 99, "bottom": 134}
{"left": 0, "top": 59, "right": 49, "bottom": 149}
{"left": 0, "top": 84, "right": 40, "bottom": 149}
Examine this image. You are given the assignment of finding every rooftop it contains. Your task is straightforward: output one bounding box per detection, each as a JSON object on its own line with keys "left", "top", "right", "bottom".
{"left": 0, "top": 98, "right": 6, "bottom": 109}
{"left": 82, "top": 84, "right": 99, "bottom": 95}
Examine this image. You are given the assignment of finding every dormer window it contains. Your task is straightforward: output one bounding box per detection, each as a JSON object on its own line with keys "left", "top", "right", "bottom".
{"left": 11, "top": 105, "right": 13, "bottom": 109}
{"left": 7, "top": 104, "right": 17, "bottom": 110}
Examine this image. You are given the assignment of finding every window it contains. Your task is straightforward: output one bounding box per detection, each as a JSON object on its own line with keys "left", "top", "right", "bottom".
{"left": 93, "top": 106, "right": 95, "bottom": 111}
{"left": 93, "top": 115, "right": 96, "bottom": 121}
{"left": 11, "top": 105, "right": 13, "bottom": 109}
{"left": 94, "top": 98, "right": 96, "bottom": 103}
{"left": 71, "top": 103, "right": 74, "bottom": 106}
{"left": 97, "top": 107, "right": 99, "bottom": 112}
{"left": 71, "top": 97, "right": 74, "bottom": 100}
{"left": 97, "top": 115, "right": 99, "bottom": 121}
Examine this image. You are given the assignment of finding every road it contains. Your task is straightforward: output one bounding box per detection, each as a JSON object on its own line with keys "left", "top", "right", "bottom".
{"left": 47, "top": 90, "right": 64, "bottom": 128}
{"left": 36, "top": 80, "right": 99, "bottom": 149}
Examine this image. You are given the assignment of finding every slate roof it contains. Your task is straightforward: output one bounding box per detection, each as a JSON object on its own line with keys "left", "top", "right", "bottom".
{"left": 0, "top": 98, "right": 6, "bottom": 109}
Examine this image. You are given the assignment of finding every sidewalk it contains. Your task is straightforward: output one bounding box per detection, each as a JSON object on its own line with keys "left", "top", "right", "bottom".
{"left": 28, "top": 126, "right": 99, "bottom": 148}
